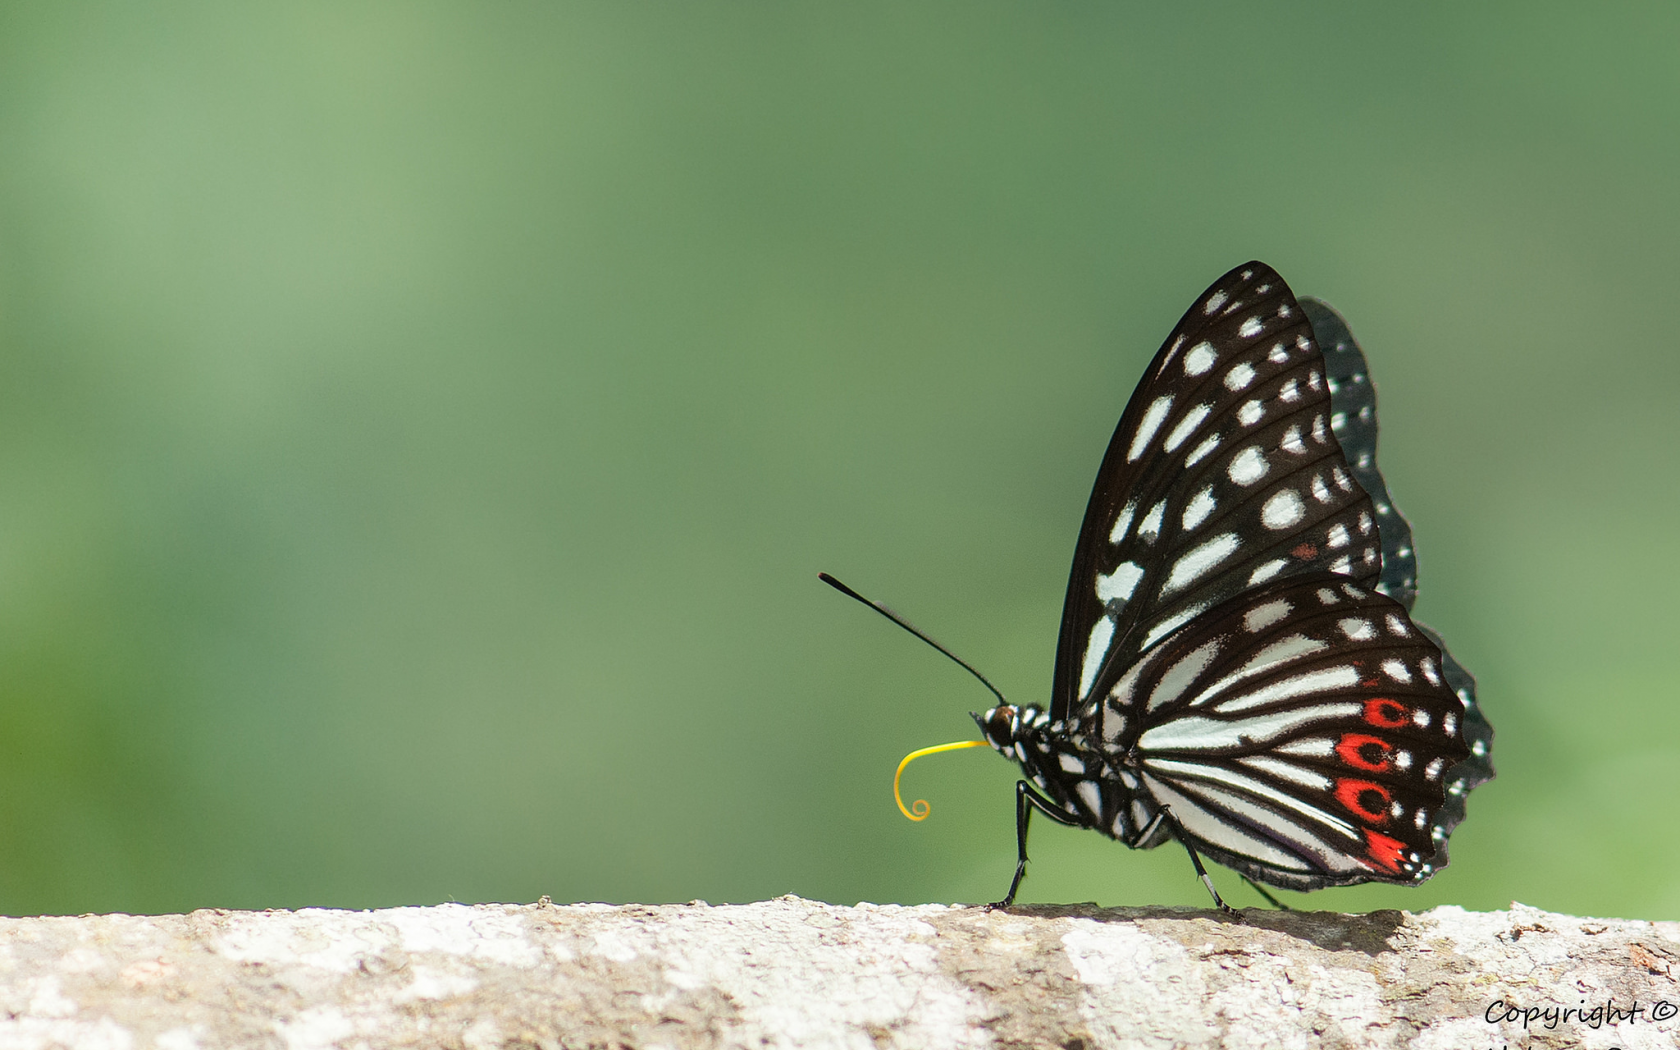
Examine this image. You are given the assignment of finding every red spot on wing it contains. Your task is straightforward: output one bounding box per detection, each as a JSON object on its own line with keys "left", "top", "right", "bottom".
{"left": 1336, "top": 733, "right": 1393, "bottom": 772}
{"left": 1334, "top": 778, "right": 1391, "bottom": 821}
{"left": 1362, "top": 699, "right": 1409, "bottom": 728}
{"left": 1291, "top": 543, "right": 1317, "bottom": 559}
{"left": 1362, "top": 830, "right": 1407, "bottom": 874}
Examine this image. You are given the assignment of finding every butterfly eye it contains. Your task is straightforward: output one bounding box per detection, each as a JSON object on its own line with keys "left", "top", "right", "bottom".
{"left": 985, "top": 706, "right": 1016, "bottom": 745}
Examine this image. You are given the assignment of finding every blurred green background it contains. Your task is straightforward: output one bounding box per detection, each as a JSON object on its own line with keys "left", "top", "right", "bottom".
{"left": 0, "top": 2, "right": 1675, "bottom": 920}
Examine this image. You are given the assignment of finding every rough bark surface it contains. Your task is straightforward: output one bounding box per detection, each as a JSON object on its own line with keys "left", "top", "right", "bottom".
{"left": 0, "top": 897, "right": 1676, "bottom": 1049}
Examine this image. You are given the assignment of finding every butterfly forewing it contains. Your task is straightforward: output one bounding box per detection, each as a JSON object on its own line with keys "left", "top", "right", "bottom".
{"left": 1053, "top": 263, "right": 1384, "bottom": 722}
{"left": 1301, "top": 297, "right": 1419, "bottom": 610}
{"left": 1085, "top": 572, "right": 1471, "bottom": 889}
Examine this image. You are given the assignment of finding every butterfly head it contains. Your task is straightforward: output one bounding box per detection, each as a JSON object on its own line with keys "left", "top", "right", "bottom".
{"left": 972, "top": 703, "right": 1054, "bottom": 758}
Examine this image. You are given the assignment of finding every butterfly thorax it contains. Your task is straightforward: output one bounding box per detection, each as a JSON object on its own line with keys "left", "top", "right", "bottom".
{"left": 975, "top": 703, "right": 1160, "bottom": 844}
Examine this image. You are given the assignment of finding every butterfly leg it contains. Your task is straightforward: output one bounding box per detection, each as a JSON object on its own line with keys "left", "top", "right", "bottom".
{"left": 988, "top": 780, "right": 1081, "bottom": 910}
{"left": 1156, "top": 807, "right": 1234, "bottom": 913}
{"left": 1241, "top": 875, "right": 1291, "bottom": 911}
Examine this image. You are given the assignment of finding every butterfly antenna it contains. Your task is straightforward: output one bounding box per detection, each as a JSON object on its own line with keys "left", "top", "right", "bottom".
{"left": 818, "top": 572, "right": 1008, "bottom": 708}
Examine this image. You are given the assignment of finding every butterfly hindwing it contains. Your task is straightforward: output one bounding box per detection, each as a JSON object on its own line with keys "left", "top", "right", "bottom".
{"left": 1415, "top": 623, "right": 1495, "bottom": 845}
{"left": 1082, "top": 572, "right": 1471, "bottom": 890}
{"left": 1052, "top": 263, "right": 1384, "bottom": 722}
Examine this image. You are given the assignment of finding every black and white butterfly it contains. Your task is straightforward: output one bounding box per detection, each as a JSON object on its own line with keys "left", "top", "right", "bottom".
{"left": 961, "top": 261, "right": 1493, "bottom": 908}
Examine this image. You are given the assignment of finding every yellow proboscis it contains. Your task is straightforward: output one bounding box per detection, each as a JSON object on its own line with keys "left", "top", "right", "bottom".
{"left": 893, "top": 739, "right": 989, "bottom": 821}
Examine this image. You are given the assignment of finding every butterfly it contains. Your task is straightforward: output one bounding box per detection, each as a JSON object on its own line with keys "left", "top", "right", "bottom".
{"left": 831, "top": 261, "right": 1493, "bottom": 910}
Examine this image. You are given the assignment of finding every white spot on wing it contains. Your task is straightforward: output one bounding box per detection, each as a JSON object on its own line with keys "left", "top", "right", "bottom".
{"left": 1058, "top": 753, "right": 1085, "bottom": 775}
{"left": 1181, "top": 488, "right": 1217, "bottom": 531}
{"left": 1148, "top": 640, "right": 1222, "bottom": 712}
{"left": 1127, "top": 396, "right": 1174, "bottom": 462}
{"left": 1139, "top": 501, "right": 1165, "bottom": 542}
{"left": 1338, "top": 617, "right": 1375, "bottom": 641}
{"left": 1140, "top": 705, "right": 1360, "bottom": 761}
{"left": 1280, "top": 426, "right": 1305, "bottom": 454}
{"left": 1261, "top": 489, "right": 1305, "bottom": 529}
{"left": 1096, "top": 562, "right": 1144, "bottom": 604}
{"left": 1238, "top": 317, "right": 1262, "bottom": 338}
{"left": 1225, "top": 363, "right": 1256, "bottom": 390}
{"left": 1237, "top": 634, "right": 1326, "bottom": 674}
{"left": 1327, "top": 524, "right": 1350, "bottom": 548}
{"left": 1228, "top": 447, "right": 1267, "bottom": 486}
{"left": 1159, "top": 335, "right": 1187, "bottom": 372}
{"left": 1243, "top": 599, "right": 1291, "bottom": 633}
{"left": 1109, "top": 500, "right": 1137, "bottom": 544}
{"left": 1247, "top": 558, "right": 1286, "bottom": 585}
{"left": 1238, "top": 755, "right": 1331, "bottom": 791}
{"left": 1185, "top": 433, "right": 1220, "bottom": 467}
{"left": 1279, "top": 379, "right": 1300, "bottom": 402}
{"left": 1184, "top": 342, "right": 1217, "bottom": 376}
{"left": 1140, "top": 603, "right": 1205, "bottom": 651}
{"left": 1204, "top": 290, "right": 1228, "bottom": 315}
{"left": 1215, "top": 666, "right": 1362, "bottom": 713}
{"left": 1382, "top": 659, "right": 1412, "bottom": 683}
{"left": 1237, "top": 400, "right": 1264, "bottom": 426}
{"left": 1078, "top": 617, "right": 1115, "bottom": 699}
{"left": 1164, "top": 404, "right": 1211, "bottom": 452}
{"left": 1161, "top": 533, "right": 1240, "bottom": 595}
{"left": 1076, "top": 780, "right": 1103, "bottom": 817}
{"left": 1275, "top": 737, "right": 1335, "bottom": 758}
